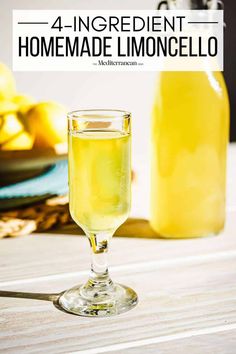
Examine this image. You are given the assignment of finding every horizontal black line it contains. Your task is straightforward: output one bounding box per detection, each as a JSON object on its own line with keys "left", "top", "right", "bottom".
{"left": 64, "top": 25, "right": 72, "bottom": 28}
{"left": 188, "top": 21, "right": 218, "bottom": 24}
{"left": 18, "top": 22, "right": 48, "bottom": 25}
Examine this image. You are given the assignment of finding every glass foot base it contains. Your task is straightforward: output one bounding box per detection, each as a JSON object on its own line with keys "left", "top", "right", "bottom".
{"left": 58, "top": 283, "right": 138, "bottom": 317}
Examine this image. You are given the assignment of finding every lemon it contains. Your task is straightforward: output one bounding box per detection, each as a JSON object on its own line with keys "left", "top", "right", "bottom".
{"left": 0, "top": 100, "right": 18, "bottom": 115}
{"left": 27, "top": 101, "right": 67, "bottom": 148}
{"left": 1, "top": 131, "right": 33, "bottom": 150}
{"left": 12, "top": 94, "right": 35, "bottom": 114}
{"left": 0, "top": 113, "right": 22, "bottom": 144}
{"left": 0, "top": 63, "right": 16, "bottom": 101}
{"left": 0, "top": 113, "right": 34, "bottom": 150}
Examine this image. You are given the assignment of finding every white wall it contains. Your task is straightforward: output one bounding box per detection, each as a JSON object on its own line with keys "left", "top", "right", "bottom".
{"left": 0, "top": 0, "right": 158, "bottom": 170}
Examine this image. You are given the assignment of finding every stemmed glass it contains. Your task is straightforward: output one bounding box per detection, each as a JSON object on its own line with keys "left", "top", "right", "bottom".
{"left": 58, "top": 109, "right": 138, "bottom": 317}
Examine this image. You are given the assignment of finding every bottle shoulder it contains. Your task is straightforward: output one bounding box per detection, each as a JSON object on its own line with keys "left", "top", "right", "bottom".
{"left": 154, "top": 71, "right": 228, "bottom": 97}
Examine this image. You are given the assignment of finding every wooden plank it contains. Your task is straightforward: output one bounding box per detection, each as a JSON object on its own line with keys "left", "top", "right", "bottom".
{"left": 1, "top": 248, "right": 236, "bottom": 353}
{"left": 97, "top": 329, "right": 236, "bottom": 354}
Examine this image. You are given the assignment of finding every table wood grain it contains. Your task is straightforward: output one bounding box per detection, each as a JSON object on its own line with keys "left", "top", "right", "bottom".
{"left": 0, "top": 145, "right": 235, "bottom": 354}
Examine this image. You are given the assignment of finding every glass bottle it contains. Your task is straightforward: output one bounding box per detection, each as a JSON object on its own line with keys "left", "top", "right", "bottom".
{"left": 150, "top": 0, "right": 230, "bottom": 238}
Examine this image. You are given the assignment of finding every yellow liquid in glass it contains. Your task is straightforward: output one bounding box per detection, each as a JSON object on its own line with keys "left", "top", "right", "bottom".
{"left": 151, "top": 72, "right": 229, "bottom": 238}
{"left": 69, "top": 130, "right": 131, "bottom": 233}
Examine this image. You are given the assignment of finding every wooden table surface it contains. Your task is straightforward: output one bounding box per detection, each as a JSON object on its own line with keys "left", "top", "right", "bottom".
{"left": 0, "top": 145, "right": 236, "bottom": 354}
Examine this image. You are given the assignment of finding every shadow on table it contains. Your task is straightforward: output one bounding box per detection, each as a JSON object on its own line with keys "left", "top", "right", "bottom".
{"left": 50, "top": 217, "right": 158, "bottom": 238}
{"left": 0, "top": 290, "right": 70, "bottom": 314}
{"left": 0, "top": 290, "right": 58, "bottom": 301}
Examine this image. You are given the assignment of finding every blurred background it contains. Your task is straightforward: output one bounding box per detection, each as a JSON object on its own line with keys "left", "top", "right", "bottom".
{"left": 0, "top": 0, "right": 235, "bottom": 237}
{"left": 0, "top": 0, "right": 234, "bottom": 168}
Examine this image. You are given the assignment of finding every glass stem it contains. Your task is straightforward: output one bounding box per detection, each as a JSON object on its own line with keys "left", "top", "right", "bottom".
{"left": 91, "top": 247, "right": 108, "bottom": 277}
{"left": 85, "top": 232, "right": 114, "bottom": 294}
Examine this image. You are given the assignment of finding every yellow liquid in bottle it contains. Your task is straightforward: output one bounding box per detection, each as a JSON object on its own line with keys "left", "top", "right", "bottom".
{"left": 69, "top": 130, "right": 131, "bottom": 233}
{"left": 151, "top": 71, "right": 230, "bottom": 238}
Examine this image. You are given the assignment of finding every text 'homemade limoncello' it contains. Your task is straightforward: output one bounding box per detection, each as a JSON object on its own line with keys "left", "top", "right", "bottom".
{"left": 69, "top": 130, "right": 131, "bottom": 233}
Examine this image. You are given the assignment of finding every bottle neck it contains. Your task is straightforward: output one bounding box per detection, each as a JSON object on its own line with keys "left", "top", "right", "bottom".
{"left": 161, "top": 0, "right": 218, "bottom": 9}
